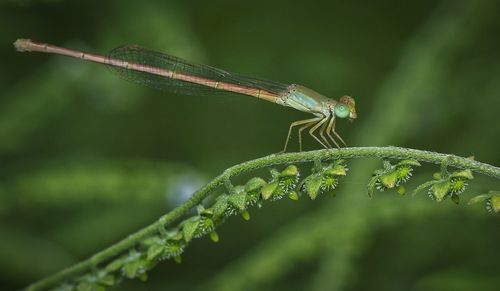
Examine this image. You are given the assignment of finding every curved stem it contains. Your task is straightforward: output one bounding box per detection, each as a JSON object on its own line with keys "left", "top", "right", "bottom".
{"left": 26, "top": 146, "right": 500, "bottom": 291}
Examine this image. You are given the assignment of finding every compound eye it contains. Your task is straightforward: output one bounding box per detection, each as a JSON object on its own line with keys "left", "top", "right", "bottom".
{"left": 334, "top": 103, "right": 350, "bottom": 118}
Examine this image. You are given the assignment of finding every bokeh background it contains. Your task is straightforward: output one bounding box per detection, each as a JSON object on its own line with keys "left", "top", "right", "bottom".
{"left": 1, "top": 0, "right": 499, "bottom": 290}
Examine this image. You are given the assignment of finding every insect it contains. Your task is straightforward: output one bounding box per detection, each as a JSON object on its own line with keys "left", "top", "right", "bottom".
{"left": 14, "top": 39, "right": 357, "bottom": 151}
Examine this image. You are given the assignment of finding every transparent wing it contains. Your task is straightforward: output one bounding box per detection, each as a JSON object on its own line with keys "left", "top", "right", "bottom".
{"left": 108, "top": 45, "right": 289, "bottom": 96}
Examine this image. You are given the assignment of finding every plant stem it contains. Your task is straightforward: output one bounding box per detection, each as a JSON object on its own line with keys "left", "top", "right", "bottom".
{"left": 26, "top": 146, "right": 500, "bottom": 291}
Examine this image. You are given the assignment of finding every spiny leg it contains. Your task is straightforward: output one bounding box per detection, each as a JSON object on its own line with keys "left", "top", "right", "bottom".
{"left": 282, "top": 117, "right": 322, "bottom": 152}
{"left": 308, "top": 117, "right": 329, "bottom": 149}
{"left": 326, "top": 116, "right": 341, "bottom": 148}
{"left": 318, "top": 116, "right": 333, "bottom": 148}
{"left": 297, "top": 119, "right": 321, "bottom": 151}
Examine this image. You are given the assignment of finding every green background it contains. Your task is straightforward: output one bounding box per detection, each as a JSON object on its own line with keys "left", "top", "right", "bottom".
{"left": 1, "top": 0, "right": 499, "bottom": 290}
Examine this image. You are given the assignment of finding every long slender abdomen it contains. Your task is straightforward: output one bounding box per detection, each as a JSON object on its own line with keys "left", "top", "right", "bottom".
{"left": 14, "top": 39, "right": 283, "bottom": 104}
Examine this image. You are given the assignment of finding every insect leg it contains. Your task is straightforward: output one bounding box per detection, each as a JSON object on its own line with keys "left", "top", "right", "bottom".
{"left": 326, "top": 116, "right": 341, "bottom": 148}
{"left": 297, "top": 118, "right": 321, "bottom": 151}
{"left": 308, "top": 117, "right": 329, "bottom": 149}
{"left": 282, "top": 117, "right": 322, "bottom": 152}
{"left": 319, "top": 116, "right": 333, "bottom": 148}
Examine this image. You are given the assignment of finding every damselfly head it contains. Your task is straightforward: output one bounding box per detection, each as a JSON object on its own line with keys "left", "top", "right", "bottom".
{"left": 334, "top": 95, "right": 357, "bottom": 121}
{"left": 340, "top": 95, "right": 357, "bottom": 121}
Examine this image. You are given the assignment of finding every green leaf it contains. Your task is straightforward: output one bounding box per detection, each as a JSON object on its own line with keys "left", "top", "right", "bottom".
{"left": 261, "top": 182, "right": 278, "bottom": 200}
{"left": 430, "top": 180, "right": 451, "bottom": 202}
{"left": 122, "top": 259, "right": 141, "bottom": 279}
{"left": 229, "top": 192, "right": 247, "bottom": 211}
{"left": 121, "top": 251, "right": 152, "bottom": 279}
{"left": 105, "top": 258, "right": 124, "bottom": 273}
{"left": 174, "top": 255, "right": 182, "bottom": 264}
{"left": 304, "top": 176, "right": 322, "bottom": 200}
{"left": 167, "top": 230, "right": 184, "bottom": 241}
{"left": 181, "top": 218, "right": 200, "bottom": 242}
{"left": 212, "top": 194, "right": 229, "bottom": 218}
{"left": 325, "top": 161, "right": 348, "bottom": 176}
{"left": 245, "top": 177, "right": 266, "bottom": 192}
{"left": 325, "top": 165, "right": 346, "bottom": 176}
{"left": 396, "top": 185, "right": 406, "bottom": 195}
{"left": 280, "top": 165, "right": 298, "bottom": 177}
{"left": 467, "top": 194, "right": 491, "bottom": 205}
{"left": 450, "top": 169, "right": 473, "bottom": 180}
{"left": 379, "top": 171, "right": 398, "bottom": 189}
{"left": 147, "top": 243, "right": 165, "bottom": 261}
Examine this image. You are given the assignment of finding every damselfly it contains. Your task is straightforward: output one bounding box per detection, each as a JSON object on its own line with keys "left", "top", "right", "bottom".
{"left": 14, "top": 39, "right": 357, "bottom": 151}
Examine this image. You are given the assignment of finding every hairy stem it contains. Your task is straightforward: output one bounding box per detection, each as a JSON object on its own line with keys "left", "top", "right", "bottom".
{"left": 26, "top": 146, "right": 500, "bottom": 291}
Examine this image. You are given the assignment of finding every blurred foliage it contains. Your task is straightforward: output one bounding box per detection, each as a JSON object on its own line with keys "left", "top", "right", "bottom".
{"left": 0, "top": 0, "right": 499, "bottom": 290}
